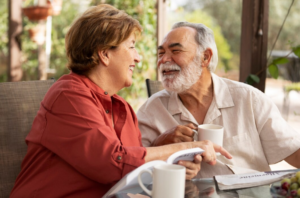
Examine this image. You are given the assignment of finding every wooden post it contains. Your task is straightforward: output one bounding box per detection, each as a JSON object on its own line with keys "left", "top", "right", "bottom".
{"left": 156, "top": 0, "right": 167, "bottom": 80}
{"left": 8, "top": 0, "right": 23, "bottom": 81}
{"left": 37, "top": 0, "right": 48, "bottom": 80}
{"left": 239, "top": 0, "right": 269, "bottom": 92}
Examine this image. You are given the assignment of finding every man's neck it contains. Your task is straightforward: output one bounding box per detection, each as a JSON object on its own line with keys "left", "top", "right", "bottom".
{"left": 178, "top": 69, "right": 213, "bottom": 124}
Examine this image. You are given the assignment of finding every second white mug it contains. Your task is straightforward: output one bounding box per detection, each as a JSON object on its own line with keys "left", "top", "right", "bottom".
{"left": 138, "top": 164, "right": 186, "bottom": 198}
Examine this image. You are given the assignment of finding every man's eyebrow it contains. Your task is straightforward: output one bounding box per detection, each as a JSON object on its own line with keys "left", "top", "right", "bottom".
{"left": 158, "top": 43, "right": 183, "bottom": 50}
{"left": 158, "top": 45, "right": 164, "bottom": 50}
{"left": 169, "top": 43, "right": 183, "bottom": 48}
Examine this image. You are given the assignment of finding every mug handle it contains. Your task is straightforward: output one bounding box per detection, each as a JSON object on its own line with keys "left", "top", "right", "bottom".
{"left": 138, "top": 169, "right": 153, "bottom": 196}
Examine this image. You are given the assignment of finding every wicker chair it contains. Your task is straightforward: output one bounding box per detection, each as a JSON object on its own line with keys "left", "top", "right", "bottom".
{"left": 145, "top": 78, "right": 164, "bottom": 98}
{"left": 0, "top": 79, "right": 55, "bottom": 198}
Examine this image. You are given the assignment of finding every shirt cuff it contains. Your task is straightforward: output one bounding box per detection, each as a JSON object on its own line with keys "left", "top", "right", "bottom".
{"left": 113, "top": 146, "right": 147, "bottom": 177}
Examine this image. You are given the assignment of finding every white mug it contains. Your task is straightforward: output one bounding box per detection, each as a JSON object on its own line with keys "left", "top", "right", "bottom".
{"left": 197, "top": 124, "right": 224, "bottom": 147}
{"left": 138, "top": 164, "right": 186, "bottom": 198}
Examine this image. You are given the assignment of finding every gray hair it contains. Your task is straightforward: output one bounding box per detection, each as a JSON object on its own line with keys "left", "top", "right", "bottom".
{"left": 172, "top": 22, "right": 218, "bottom": 72}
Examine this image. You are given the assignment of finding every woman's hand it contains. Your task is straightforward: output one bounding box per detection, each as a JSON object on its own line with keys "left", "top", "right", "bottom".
{"left": 178, "top": 154, "right": 202, "bottom": 180}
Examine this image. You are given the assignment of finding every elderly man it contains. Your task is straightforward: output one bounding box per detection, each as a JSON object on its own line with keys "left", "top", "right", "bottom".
{"left": 137, "top": 22, "right": 300, "bottom": 178}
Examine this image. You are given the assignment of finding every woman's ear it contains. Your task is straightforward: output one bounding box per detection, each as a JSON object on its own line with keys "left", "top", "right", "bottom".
{"left": 98, "top": 49, "right": 109, "bottom": 66}
{"left": 202, "top": 48, "right": 213, "bottom": 68}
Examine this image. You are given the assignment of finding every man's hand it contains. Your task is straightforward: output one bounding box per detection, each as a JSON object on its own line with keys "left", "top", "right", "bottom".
{"left": 194, "top": 140, "right": 232, "bottom": 166}
{"left": 151, "top": 123, "right": 197, "bottom": 146}
{"left": 178, "top": 154, "right": 202, "bottom": 180}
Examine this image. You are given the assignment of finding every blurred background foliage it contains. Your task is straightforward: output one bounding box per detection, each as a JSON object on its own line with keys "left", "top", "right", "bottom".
{"left": 0, "top": 0, "right": 299, "bottom": 110}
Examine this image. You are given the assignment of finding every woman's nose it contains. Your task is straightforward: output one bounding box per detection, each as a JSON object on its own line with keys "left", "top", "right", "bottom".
{"left": 134, "top": 50, "right": 141, "bottom": 63}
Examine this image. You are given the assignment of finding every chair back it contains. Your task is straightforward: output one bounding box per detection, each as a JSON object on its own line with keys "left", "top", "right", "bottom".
{"left": 0, "top": 79, "right": 55, "bottom": 198}
{"left": 145, "top": 78, "right": 164, "bottom": 97}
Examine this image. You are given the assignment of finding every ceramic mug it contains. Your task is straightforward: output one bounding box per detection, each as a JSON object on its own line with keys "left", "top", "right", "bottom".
{"left": 138, "top": 164, "right": 186, "bottom": 198}
{"left": 198, "top": 124, "right": 224, "bottom": 147}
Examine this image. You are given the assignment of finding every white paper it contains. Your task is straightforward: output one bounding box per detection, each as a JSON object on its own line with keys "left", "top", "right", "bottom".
{"left": 216, "top": 171, "right": 295, "bottom": 185}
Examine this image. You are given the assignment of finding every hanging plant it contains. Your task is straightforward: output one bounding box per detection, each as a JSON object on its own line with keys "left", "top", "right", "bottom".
{"left": 47, "top": 0, "right": 63, "bottom": 16}
{"left": 22, "top": 6, "right": 52, "bottom": 21}
{"left": 28, "top": 25, "right": 46, "bottom": 45}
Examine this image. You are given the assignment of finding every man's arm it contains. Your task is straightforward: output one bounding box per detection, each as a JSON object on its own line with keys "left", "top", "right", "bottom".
{"left": 284, "top": 148, "right": 300, "bottom": 168}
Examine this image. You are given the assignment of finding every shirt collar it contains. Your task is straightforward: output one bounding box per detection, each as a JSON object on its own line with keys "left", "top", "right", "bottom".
{"left": 211, "top": 73, "right": 234, "bottom": 109}
{"left": 70, "top": 72, "right": 120, "bottom": 99}
{"left": 167, "top": 73, "right": 234, "bottom": 115}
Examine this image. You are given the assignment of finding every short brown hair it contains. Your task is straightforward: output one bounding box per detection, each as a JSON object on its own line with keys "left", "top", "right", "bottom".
{"left": 65, "top": 4, "right": 142, "bottom": 74}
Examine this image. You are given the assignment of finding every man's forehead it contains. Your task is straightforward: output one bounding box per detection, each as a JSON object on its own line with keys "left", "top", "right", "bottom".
{"left": 160, "top": 27, "right": 197, "bottom": 48}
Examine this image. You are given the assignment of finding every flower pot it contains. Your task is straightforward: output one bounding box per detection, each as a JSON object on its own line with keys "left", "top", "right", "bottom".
{"left": 22, "top": 6, "right": 52, "bottom": 21}
{"left": 28, "top": 25, "right": 46, "bottom": 45}
{"left": 47, "top": 0, "right": 63, "bottom": 16}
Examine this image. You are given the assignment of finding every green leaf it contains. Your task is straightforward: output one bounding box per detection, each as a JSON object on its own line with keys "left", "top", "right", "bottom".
{"left": 292, "top": 45, "right": 300, "bottom": 58}
{"left": 249, "top": 74, "right": 260, "bottom": 83}
{"left": 272, "top": 57, "right": 289, "bottom": 65}
{"left": 268, "top": 64, "right": 279, "bottom": 79}
{"left": 245, "top": 74, "right": 260, "bottom": 85}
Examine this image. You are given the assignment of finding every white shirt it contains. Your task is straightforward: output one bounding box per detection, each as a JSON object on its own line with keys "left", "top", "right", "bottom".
{"left": 137, "top": 74, "right": 300, "bottom": 178}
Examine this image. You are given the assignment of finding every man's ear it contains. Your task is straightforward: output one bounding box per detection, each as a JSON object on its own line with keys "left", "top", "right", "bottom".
{"left": 98, "top": 49, "right": 110, "bottom": 66}
{"left": 202, "top": 48, "right": 213, "bottom": 68}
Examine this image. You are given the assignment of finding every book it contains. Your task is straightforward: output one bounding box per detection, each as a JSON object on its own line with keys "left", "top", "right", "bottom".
{"left": 214, "top": 169, "right": 299, "bottom": 191}
{"left": 103, "top": 147, "right": 204, "bottom": 198}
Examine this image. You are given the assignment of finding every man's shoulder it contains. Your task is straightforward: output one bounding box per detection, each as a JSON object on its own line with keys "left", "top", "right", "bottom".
{"left": 137, "top": 89, "right": 170, "bottom": 114}
{"left": 218, "top": 76, "right": 261, "bottom": 93}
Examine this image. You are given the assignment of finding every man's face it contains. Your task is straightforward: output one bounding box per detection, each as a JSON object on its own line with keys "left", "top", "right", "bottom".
{"left": 157, "top": 27, "right": 203, "bottom": 93}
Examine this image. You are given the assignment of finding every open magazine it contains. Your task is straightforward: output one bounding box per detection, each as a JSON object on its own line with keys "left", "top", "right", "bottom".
{"left": 214, "top": 169, "right": 299, "bottom": 190}
{"left": 103, "top": 147, "right": 204, "bottom": 198}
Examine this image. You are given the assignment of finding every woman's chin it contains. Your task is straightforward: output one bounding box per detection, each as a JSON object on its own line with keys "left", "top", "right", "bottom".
{"left": 124, "top": 81, "right": 133, "bottom": 88}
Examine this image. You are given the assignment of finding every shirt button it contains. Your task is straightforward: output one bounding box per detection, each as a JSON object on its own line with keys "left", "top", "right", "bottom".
{"left": 104, "top": 91, "right": 108, "bottom": 95}
{"left": 105, "top": 110, "right": 109, "bottom": 114}
{"left": 117, "top": 156, "right": 122, "bottom": 160}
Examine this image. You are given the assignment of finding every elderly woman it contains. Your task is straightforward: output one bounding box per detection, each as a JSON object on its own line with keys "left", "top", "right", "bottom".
{"left": 10, "top": 4, "right": 231, "bottom": 198}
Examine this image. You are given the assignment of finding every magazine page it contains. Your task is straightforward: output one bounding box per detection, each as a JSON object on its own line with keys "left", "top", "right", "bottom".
{"left": 214, "top": 169, "right": 298, "bottom": 190}
{"left": 166, "top": 148, "right": 204, "bottom": 164}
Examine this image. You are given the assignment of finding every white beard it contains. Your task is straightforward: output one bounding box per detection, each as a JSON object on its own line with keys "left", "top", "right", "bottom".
{"left": 159, "top": 55, "right": 202, "bottom": 93}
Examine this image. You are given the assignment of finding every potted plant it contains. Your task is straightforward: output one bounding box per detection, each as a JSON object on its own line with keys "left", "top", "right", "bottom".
{"left": 27, "top": 24, "right": 46, "bottom": 45}
{"left": 48, "top": 0, "right": 63, "bottom": 16}
{"left": 22, "top": 6, "right": 52, "bottom": 21}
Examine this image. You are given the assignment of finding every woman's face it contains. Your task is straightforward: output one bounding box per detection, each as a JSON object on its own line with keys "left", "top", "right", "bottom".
{"left": 108, "top": 33, "right": 141, "bottom": 88}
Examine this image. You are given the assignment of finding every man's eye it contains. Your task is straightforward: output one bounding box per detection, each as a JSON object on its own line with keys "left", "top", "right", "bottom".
{"left": 130, "top": 47, "right": 135, "bottom": 49}
{"left": 172, "top": 50, "right": 179, "bottom": 53}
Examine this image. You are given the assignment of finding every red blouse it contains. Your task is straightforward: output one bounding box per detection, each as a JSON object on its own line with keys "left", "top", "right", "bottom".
{"left": 10, "top": 73, "right": 146, "bottom": 198}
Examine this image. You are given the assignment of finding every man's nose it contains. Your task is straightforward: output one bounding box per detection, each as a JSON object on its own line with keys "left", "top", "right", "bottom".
{"left": 159, "top": 53, "right": 172, "bottom": 64}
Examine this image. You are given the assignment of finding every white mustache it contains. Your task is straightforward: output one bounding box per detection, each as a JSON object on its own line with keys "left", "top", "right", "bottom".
{"left": 159, "top": 62, "right": 181, "bottom": 73}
